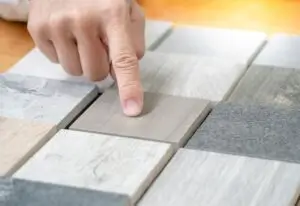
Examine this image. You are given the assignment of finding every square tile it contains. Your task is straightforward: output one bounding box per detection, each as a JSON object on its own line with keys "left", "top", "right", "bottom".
{"left": 228, "top": 65, "right": 300, "bottom": 106}
{"left": 0, "top": 117, "right": 56, "bottom": 176}
{"left": 13, "top": 130, "right": 173, "bottom": 205}
{"left": 0, "top": 73, "right": 98, "bottom": 128}
{"left": 70, "top": 89, "right": 211, "bottom": 147}
{"left": 186, "top": 103, "right": 300, "bottom": 163}
{"left": 145, "top": 20, "right": 172, "bottom": 49}
{"left": 155, "top": 25, "right": 267, "bottom": 65}
{"left": 254, "top": 34, "right": 300, "bottom": 69}
{"left": 138, "top": 149, "right": 300, "bottom": 206}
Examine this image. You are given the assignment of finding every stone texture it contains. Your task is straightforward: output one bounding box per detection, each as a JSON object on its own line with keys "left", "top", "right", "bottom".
{"left": 0, "top": 178, "right": 14, "bottom": 206}
{"left": 155, "top": 25, "right": 267, "bottom": 65}
{"left": 70, "top": 89, "right": 211, "bottom": 148}
{"left": 186, "top": 103, "right": 300, "bottom": 163}
{"left": 0, "top": 73, "right": 98, "bottom": 128}
{"left": 138, "top": 149, "right": 300, "bottom": 206}
{"left": 145, "top": 20, "right": 172, "bottom": 49}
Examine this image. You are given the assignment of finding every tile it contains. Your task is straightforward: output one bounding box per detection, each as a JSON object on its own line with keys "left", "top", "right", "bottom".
{"left": 254, "top": 34, "right": 300, "bottom": 69}
{"left": 0, "top": 117, "right": 56, "bottom": 176}
{"left": 70, "top": 89, "right": 210, "bottom": 147}
{"left": 186, "top": 103, "right": 300, "bottom": 163}
{"left": 138, "top": 149, "right": 300, "bottom": 206}
{"left": 155, "top": 25, "right": 267, "bottom": 65}
{"left": 0, "top": 178, "right": 14, "bottom": 206}
{"left": 145, "top": 20, "right": 172, "bottom": 49}
{"left": 0, "top": 73, "right": 98, "bottom": 128}
{"left": 13, "top": 129, "right": 174, "bottom": 205}
{"left": 228, "top": 65, "right": 300, "bottom": 107}
{"left": 138, "top": 51, "right": 245, "bottom": 101}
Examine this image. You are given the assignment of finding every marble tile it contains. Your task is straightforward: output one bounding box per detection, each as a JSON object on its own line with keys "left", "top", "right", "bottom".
{"left": 145, "top": 20, "right": 172, "bottom": 49}
{"left": 0, "top": 117, "right": 56, "bottom": 177}
{"left": 228, "top": 65, "right": 300, "bottom": 107}
{"left": 186, "top": 103, "right": 300, "bottom": 163}
{"left": 70, "top": 89, "right": 211, "bottom": 147}
{"left": 0, "top": 73, "right": 98, "bottom": 128}
{"left": 254, "top": 34, "right": 300, "bottom": 69}
{"left": 13, "top": 130, "right": 174, "bottom": 205}
{"left": 155, "top": 25, "right": 267, "bottom": 65}
{"left": 138, "top": 149, "right": 300, "bottom": 206}
{"left": 138, "top": 51, "right": 246, "bottom": 101}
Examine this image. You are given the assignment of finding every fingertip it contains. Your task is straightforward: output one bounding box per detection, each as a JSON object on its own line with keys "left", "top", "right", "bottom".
{"left": 121, "top": 87, "right": 144, "bottom": 117}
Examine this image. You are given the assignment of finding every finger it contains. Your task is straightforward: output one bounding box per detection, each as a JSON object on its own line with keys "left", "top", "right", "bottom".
{"left": 106, "top": 4, "right": 143, "bottom": 117}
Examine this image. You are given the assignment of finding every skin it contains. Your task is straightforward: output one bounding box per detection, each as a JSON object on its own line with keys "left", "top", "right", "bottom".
{"left": 28, "top": 0, "right": 145, "bottom": 116}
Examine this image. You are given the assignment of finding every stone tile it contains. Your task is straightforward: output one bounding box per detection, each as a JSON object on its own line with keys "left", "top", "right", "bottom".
{"left": 145, "top": 20, "right": 172, "bottom": 49}
{"left": 254, "top": 34, "right": 300, "bottom": 69}
{"left": 228, "top": 65, "right": 300, "bottom": 107}
{"left": 0, "top": 178, "right": 14, "bottom": 206}
{"left": 138, "top": 149, "right": 300, "bottom": 206}
{"left": 13, "top": 130, "right": 173, "bottom": 205}
{"left": 70, "top": 89, "right": 211, "bottom": 148}
{"left": 155, "top": 25, "right": 267, "bottom": 65}
{"left": 138, "top": 51, "right": 245, "bottom": 101}
{"left": 0, "top": 73, "right": 98, "bottom": 128}
{"left": 186, "top": 103, "right": 300, "bottom": 163}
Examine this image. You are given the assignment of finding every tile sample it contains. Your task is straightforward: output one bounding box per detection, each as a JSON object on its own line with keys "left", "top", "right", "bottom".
{"left": 138, "top": 51, "right": 246, "bottom": 101}
{"left": 0, "top": 117, "right": 56, "bottom": 176}
{"left": 0, "top": 178, "right": 14, "bottom": 206}
{"left": 0, "top": 73, "right": 98, "bottom": 128}
{"left": 138, "top": 149, "right": 300, "bottom": 206}
{"left": 70, "top": 89, "right": 211, "bottom": 147}
{"left": 254, "top": 34, "right": 300, "bottom": 69}
{"left": 186, "top": 103, "right": 300, "bottom": 163}
{"left": 228, "top": 65, "right": 300, "bottom": 107}
{"left": 13, "top": 130, "right": 174, "bottom": 205}
{"left": 155, "top": 25, "right": 267, "bottom": 65}
{"left": 145, "top": 20, "right": 172, "bottom": 49}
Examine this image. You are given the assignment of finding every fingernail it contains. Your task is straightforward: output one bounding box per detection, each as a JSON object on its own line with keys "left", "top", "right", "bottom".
{"left": 123, "top": 99, "right": 141, "bottom": 117}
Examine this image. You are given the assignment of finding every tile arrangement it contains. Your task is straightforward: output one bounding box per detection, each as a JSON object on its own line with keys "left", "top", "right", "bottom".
{"left": 2, "top": 22, "right": 300, "bottom": 206}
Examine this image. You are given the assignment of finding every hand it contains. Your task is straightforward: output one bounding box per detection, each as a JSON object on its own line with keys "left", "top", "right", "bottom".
{"left": 28, "top": 0, "right": 145, "bottom": 116}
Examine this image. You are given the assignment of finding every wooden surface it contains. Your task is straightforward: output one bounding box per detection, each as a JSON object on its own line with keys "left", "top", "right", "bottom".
{"left": 14, "top": 129, "right": 174, "bottom": 205}
{"left": 228, "top": 65, "right": 300, "bottom": 107}
{"left": 0, "top": 73, "right": 98, "bottom": 128}
{"left": 70, "top": 89, "right": 211, "bottom": 147}
{"left": 138, "top": 149, "right": 300, "bottom": 206}
{"left": 0, "top": 117, "right": 56, "bottom": 176}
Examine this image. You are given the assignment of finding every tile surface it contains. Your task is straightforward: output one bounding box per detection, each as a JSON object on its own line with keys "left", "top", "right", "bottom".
{"left": 0, "top": 178, "right": 14, "bottom": 206}
{"left": 228, "top": 65, "right": 300, "bottom": 106}
{"left": 70, "top": 89, "right": 210, "bottom": 147}
{"left": 0, "top": 117, "right": 56, "bottom": 176}
{"left": 145, "top": 20, "right": 172, "bottom": 49}
{"left": 254, "top": 34, "right": 300, "bottom": 69}
{"left": 13, "top": 130, "right": 173, "bottom": 205}
{"left": 0, "top": 73, "right": 98, "bottom": 128}
{"left": 186, "top": 103, "right": 300, "bottom": 163}
{"left": 138, "top": 51, "right": 245, "bottom": 101}
{"left": 155, "top": 25, "right": 267, "bottom": 65}
{"left": 138, "top": 149, "right": 300, "bottom": 206}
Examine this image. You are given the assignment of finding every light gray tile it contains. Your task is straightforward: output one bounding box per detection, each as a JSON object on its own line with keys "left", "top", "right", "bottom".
{"left": 228, "top": 65, "right": 300, "bottom": 106}
{"left": 186, "top": 103, "right": 300, "bottom": 163}
{"left": 70, "top": 89, "right": 210, "bottom": 148}
{"left": 138, "top": 149, "right": 300, "bottom": 206}
{"left": 145, "top": 20, "right": 172, "bottom": 49}
{"left": 155, "top": 25, "right": 267, "bottom": 65}
{"left": 0, "top": 73, "right": 98, "bottom": 128}
{"left": 138, "top": 51, "right": 246, "bottom": 101}
{"left": 254, "top": 34, "right": 300, "bottom": 69}
{"left": 13, "top": 130, "right": 173, "bottom": 205}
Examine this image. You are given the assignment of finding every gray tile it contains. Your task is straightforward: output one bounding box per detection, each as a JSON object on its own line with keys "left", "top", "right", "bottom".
{"left": 254, "top": 34, "right": 300, "bottom": 69}
{"left": 186, "top": 103, "right": 300, "bottom": 163}
{"left": 145, "top": 20, "right": 172, "bottom": 49}
{"left": 70, "top": 89, "right": 211, "bottom": 147}
{"left": 0, "top": 178, "right": 14, "bottom": 206}
{"left": 228, "top": 65, "right": 300, "bottom": 107}
{"left": 0, "top": 73, "right": 98, "bottom": 128}
{"left": 155, "top": 25, "right": 267, "bottom": 65}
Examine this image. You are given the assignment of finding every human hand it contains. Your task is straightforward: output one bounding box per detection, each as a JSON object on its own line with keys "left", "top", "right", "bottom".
{"left": 28, "top": 0, "right": 145, "bottom": 116}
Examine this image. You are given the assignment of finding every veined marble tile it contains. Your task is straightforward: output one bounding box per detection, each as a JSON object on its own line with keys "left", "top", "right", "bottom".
{"left": 0, "top": 73, "right": 98, "bottom": 128}
{"left": 70, "top": 89, "right": 210, "bottom": 148}
{"left": 138, "top": 149, "right": 300, "bottom": 206}
{"left": 13, "top": 130, "right": 173, "bottom": 205}
{"left": 155, "top": 25, "right": 267, "bottom": 65}
{"left": 145, "top": 20, "right": 172, "bottom": 49}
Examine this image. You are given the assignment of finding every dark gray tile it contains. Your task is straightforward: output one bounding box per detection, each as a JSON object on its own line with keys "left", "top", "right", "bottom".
{"left": 254, "top": 34, "right": 300, "bottom": 69}
{"left": 228, "top": 65, "right": 300, "bottom": 107}
{"left": 0, "top": 178, "right": 14, "bottom": 206}
{"left": 186, "top": 103, "right": 300, "bottom": 163}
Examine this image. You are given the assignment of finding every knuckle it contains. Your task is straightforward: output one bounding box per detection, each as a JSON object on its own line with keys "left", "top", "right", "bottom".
{"left": 49, "top": 14, "right": 68, "bottom": 30}
{"left": 27, "top": 21, "right": 47, "bottom": 36}
{"left": 114, "top": 53, "right": 138, "bottom": 71}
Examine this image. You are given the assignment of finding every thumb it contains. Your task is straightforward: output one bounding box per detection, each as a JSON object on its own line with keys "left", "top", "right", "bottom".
{"left": 106, "top": 5, "right": 144, "bottom": 117}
